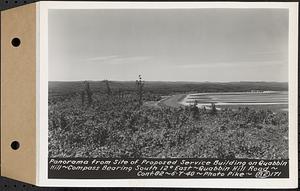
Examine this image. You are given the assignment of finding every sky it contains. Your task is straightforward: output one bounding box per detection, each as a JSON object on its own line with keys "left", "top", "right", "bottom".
{"left": 49, "top": 9, "right": 288, "bottom": 82}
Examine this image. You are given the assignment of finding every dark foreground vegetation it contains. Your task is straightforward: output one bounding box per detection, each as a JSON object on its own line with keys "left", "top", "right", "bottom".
{"left": 48, "top": 80, "right": 288, "bottom": 159}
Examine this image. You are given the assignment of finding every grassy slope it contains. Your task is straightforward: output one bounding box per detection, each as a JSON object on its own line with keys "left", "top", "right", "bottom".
{"left": 48, "top": 89, "right": 288, "bottom": 159}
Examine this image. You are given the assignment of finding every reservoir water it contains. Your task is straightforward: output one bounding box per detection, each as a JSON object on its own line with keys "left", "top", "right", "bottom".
{"left": 180, "top": 91, "right": 288, "bottom": 111}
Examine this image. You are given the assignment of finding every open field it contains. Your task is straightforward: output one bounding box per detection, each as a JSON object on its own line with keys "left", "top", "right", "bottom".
{"left": 48, "top": 81, "right": 289, "bottom": 159}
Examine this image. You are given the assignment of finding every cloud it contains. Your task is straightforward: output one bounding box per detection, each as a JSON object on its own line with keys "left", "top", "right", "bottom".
{"left": 247, "top": 50, "right": 288, "bottom": 56}
{"left": 177, "top": 60, "right": 287, "bottom": 69}
{"left": 110, "top": 56, "right": 151, "bottom": 65}
{"left": 84, "top": 55, "right": 120, "bottom": 62}
{"left": 83, "top": 55, "right": 151, "bottom": 65}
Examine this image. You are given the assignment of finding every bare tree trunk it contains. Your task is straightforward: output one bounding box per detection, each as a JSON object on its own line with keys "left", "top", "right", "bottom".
{"left": 136, "top": 75, "right": 145, "bottom": 107}
{"left": 81, "top": 91, "right": 85, "bottom": 106}
{"left": 84, "top": 81, "right": 93, "bottom": 106}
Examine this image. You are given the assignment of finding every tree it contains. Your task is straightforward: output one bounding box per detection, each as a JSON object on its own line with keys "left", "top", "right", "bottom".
{"left": 202, "top": 106, "right": 206, "bottom": 112}
{"left": 118, "top": 88, "right": 123, "bottom": 98}
{"left": 191, "top": 100, "right": 200, "bottom": 119}
{"left": 104, "top": 80, "right": 112, "bottom": 96}
{"left": 210, "top": 102, "right": 217, "bottom": 115}
{"left": 136, "top": 75, "right": 145, "bottom": 107}
{"left": 84, "top": 81, "right": 93, "bottom": 106}
{"left": 81, "top": 91, "right": 85, "bottom": 106}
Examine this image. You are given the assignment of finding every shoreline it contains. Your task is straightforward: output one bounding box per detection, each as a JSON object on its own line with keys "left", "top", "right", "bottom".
{"left": 151, "top": 91, "right": 288, "bottom": 112}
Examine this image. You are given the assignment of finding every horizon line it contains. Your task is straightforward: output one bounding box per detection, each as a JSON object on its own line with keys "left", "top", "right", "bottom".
{"left": 48, "top": 80, "right": 288, "bottom": 83}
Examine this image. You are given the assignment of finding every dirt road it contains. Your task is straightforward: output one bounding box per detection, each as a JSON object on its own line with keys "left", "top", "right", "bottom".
{"left": 144, "top": 94, "right": 186, "bottom": 108}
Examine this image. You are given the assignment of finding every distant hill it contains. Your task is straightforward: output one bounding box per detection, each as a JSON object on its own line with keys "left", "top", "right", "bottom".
{"left": 49, "top": 81, "right": 288, "bottom": 96}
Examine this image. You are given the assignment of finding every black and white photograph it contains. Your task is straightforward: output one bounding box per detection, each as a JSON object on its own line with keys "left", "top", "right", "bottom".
{"left": 47, "top": 8, "right": 290, "bottom": 160}
{"left": 36, "top": 2, "right": 299, "bottom": 187}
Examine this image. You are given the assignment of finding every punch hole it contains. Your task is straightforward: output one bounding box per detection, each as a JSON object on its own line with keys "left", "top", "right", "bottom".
{"left": 11, "top": 38, "right": 21, "bottom": 47}
{"left": 11, "top": 141, "right": 20, "bottom": 150}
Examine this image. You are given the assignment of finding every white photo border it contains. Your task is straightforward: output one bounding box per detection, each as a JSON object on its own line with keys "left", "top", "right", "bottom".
{"left": 37, "top": 1, "right": 298, "bottom": 188}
